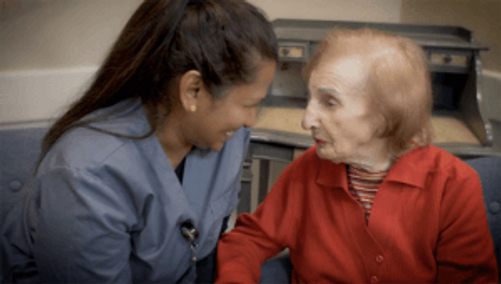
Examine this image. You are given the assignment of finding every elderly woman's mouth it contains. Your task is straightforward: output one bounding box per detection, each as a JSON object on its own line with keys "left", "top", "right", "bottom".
{"left": 314, "top": 138, "right": 327, "bottom": 145}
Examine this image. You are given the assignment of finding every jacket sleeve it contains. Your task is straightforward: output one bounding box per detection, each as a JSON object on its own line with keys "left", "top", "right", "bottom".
{"left": 216, "top": 157, "right": 300, "bottom": 284}
{"left": 31, "top": 167, "right": 134, "bottom": 283}
{"left": 435, "top": 163, "right": 499, "bottom": 283}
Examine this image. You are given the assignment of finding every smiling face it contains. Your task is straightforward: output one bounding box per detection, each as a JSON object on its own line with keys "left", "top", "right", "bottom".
{"left": 187, "top": 60, "right": 276, "bottom": 151}
{"left": 302, "top": 55, "right": 390, "bottom": 167}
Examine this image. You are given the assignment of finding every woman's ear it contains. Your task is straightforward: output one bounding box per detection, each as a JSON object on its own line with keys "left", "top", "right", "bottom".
{"left": 178, "top": 70, "right": 203, "bottom": 112}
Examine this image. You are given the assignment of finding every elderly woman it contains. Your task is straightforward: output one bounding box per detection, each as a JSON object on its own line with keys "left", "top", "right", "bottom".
{"left": 215, "top": 28, "right": 498, "bottom": 283}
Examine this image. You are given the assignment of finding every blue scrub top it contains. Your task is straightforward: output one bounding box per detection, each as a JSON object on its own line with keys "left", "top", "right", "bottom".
{"left": 2, "top": 99, "right": 250, "bottom": 283}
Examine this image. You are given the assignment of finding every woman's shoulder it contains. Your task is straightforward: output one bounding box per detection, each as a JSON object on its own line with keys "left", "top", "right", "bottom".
{"left": 40, "top": 100, "right": 151, "bottom": 174}
{"left": 400, "top": 145, "right": 477, "bottom": 179}
{"left": 41, "top": 127, "right": 139, "bottom": 173}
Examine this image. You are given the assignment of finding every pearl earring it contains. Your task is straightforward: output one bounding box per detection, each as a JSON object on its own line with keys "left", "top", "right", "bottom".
{"left": 190, "top": 105, "right": 196, "bottom": 112}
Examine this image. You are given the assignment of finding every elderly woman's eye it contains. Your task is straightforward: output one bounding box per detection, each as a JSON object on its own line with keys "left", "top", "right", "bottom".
{"left": 325, "top": 100, "right": 337, "bottom": 107}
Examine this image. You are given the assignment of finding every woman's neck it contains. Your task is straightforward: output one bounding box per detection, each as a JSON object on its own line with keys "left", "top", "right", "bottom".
{"left": 155, "top": 124, "right": 192, "bottom": 170}
{"left": 350, "top": 158, "right": 393, "bottom": 173}
{"left": 145, "top": 105, "right": 193, "bottom": 170}
{"left": 347, "top": 141, "right": 394, "bottom": 173}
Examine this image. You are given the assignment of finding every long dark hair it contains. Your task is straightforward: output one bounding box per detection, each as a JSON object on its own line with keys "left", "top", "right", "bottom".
{"left": 37, "top": 0, "right": 278, "bottom": 171}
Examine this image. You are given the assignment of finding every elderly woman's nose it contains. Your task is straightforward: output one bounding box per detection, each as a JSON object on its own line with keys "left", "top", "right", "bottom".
{"left": 302, "top": 104, "right": 319, "bottom": 130}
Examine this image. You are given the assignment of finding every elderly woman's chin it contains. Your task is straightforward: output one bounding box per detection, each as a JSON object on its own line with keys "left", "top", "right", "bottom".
{"left": 315, "top": 144, "right": 345, "bottom": 164}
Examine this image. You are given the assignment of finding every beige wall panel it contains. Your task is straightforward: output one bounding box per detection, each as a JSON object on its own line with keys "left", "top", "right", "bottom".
{"left": 0, "top": 0, "right": 401, "bottom": 72}
{"left": 248, "top": 0, "right": 401, "bottom": 22}
{"left": 0, "top": 0, "right": 142, "bottom": 72}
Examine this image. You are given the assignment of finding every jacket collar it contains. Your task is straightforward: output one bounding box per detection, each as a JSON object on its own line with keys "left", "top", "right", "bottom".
{"left": 384, "top": 147, "right": 432, "bottom": 189}
{"left": 315, "top": 146, "right": 432, "bottom": 189}
{"left": 316, "top": 155, "right": 348, "bottom": 189}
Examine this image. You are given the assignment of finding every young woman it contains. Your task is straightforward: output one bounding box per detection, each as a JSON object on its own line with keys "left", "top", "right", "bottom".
{"left": 2, "top": 0, "right": 277, "bottom": 283}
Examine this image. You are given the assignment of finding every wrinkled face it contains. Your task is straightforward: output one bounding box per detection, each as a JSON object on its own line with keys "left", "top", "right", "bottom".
{"left": 191, "top": 60, "right": 276, "bottom": 151}
{"left": 302, "top": 55, "right": 385, "bottom": 164}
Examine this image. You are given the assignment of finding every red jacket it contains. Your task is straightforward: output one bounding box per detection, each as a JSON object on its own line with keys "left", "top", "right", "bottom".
{"left": 216, "top": 146, "right": 498, "bottom": 283}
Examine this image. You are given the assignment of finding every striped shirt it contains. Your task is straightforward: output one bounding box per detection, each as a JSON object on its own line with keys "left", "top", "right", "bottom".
{"left": 347, "top": 164, "right": 389, "bottom": 224}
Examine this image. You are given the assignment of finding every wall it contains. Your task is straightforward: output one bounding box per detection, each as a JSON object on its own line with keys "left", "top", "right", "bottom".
{"left": 0, "top": 0, "right": 142, "bottom": 125}
{"left": 248, "top": 0, "right": 401, "bottom": 22}
{"left": 0, "top": 0, "right": 401, "bottom": 73}
{"left": 0, "top": 0, "right": 141, "bottom": 72}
